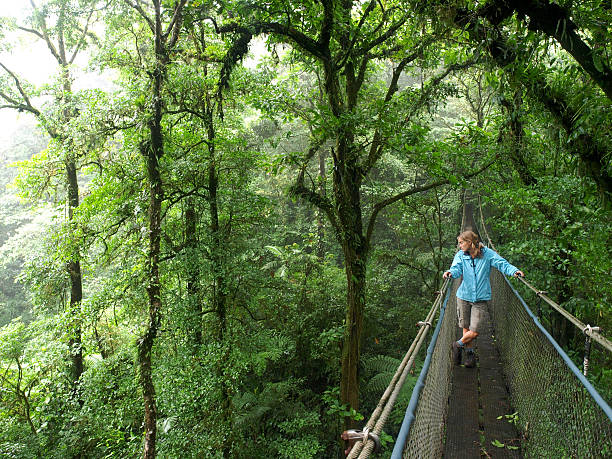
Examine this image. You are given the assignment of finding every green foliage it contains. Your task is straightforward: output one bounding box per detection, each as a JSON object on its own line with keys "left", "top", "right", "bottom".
{"left": 75, "top": 350, "right": 142, "bottom": 458}
{"left": 0, "top": 316, "right": 77, "bottom": 458}
{"left": 0, "top": 1, "right": 610, "bottom": 457}
{"left": 322, "top": 386, "right": 364, "bottom": 422}
{"left": 361, "top": 353, "right": 420, "bottom": 429}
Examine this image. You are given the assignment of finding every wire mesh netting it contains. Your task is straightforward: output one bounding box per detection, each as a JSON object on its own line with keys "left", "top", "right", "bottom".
{"left": 399, "top": 282, "right": 457, "bottom": 458}
{"left": 489, "top": 269, "right": 612, "bottom": 458}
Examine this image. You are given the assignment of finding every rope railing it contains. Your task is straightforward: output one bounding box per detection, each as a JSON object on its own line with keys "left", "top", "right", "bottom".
{"left": 390, "top": 284, "right": 453, "bottom": 459}
{"left": 344, "top": 277, "right": 451, "bottom": 459}
{"left": 516, "top": 276, "right": 612, "bottom": 354}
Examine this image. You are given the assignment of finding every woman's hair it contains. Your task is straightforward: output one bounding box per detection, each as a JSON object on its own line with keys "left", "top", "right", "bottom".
{"left": 458, "top": 230, "right": 483, "bottom": 257}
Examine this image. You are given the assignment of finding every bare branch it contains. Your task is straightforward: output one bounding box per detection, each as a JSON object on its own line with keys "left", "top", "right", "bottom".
{"left": 365, "top": 156, "right": 497, "bottom": 246}
{"left": 0, "top": 62, "right": 41, "bottom": 117}
{"left": 360, "top": 43, "right": 433, "bottom": 176}
{"left": 289, "top": 139, "right": 340, "bottom": 236}
{"left": 164, "top": 0, "right": 188, "bottom": 48}
{"left": 16, "top": 26, "right": 44, "bottom": 40}
{"left": 69, "top": 6, "right": 96, "bottom": 64}
{"left": 160, "top": 187, "right": 209, "bottom": 223}
{"left": 218, "top": 21, "right": 326, "bottom": 62}
{"left": 335, "top": 0, "right": 379, "bottom": 69}
{"left": 124, "top": 0, "right": 155, "bottom": 34}
{"left": 357, "top": 10, "right": 409, "bottom": 56}
{"left": 28, "top": 0, "right": 62, "bottom": 63}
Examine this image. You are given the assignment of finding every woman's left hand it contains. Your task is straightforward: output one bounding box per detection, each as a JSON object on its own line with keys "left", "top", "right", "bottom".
{"left": 514, "top": 270, "right": 525, "bottom": 278}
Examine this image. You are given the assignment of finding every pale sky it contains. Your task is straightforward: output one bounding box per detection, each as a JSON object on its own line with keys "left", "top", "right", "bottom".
{"left": 0, "top": 2, "right": 263, "bottom": 144}
{"left": 0, "top": 2, "right": 104, "bottom": 144}
{"left": 0, "top": 2, "right": 53, "bottom": 142}
{"left": 3, "top": 1, "right": 27, "bottom": 19}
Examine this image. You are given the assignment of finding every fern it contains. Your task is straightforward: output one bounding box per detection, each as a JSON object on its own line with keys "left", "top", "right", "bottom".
{"left": 366, "top": 372, "right": 394, "bottom": 394}
{"left": 363, "top": 354, "right": 403, "bottom": 375}
{"left": 233, "top": 379, "right": 297, "bottom": 430}
{"left": 362, "top": 354, "right": 422, "bottom": 396}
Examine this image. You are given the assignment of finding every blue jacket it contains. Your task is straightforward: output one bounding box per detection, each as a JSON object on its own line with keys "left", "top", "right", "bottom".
{"left": 448, "top": 246, "right": 519, "bottom": 302}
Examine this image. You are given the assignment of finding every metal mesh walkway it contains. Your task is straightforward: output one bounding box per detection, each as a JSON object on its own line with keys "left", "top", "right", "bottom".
{"left": 489, "top": 270, "right": 612, "bottom": 457}
{"left": 443, "top": 293, "right": 521, "bottom": 458}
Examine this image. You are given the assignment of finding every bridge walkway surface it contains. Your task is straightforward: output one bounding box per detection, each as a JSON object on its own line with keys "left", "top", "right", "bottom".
{"left": 444, "top": 307, "right": 521, "bottom": 459}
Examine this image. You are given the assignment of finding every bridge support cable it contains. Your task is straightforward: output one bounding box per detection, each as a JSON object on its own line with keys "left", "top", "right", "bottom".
{"left": 477, "top": 194, "right": 497, "bottom": 251}
{"left": 344, "top": 278, "right": 451, "bottom": 459}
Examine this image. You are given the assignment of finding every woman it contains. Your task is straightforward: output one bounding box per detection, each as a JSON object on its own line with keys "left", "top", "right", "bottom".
{"left": 443, "top": 230, "right": 524, "bottom": 368}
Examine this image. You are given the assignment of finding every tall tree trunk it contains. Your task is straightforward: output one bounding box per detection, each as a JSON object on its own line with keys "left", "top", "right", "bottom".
{"left": 60, "top": 59, "right": 84, "bottom": 389}
{"left": 139, "top": 19, "right": 166, "bottom": 453}
{"left": 323, "top": 7, "right": 369, "bottom": 424}
{"left": 135, "top": 0, "right": 189, "bottom": 453}
{"left": 139, "top": 125, "right": 164, "bottom": 459}
{"left": 340, "top": 239, "right": 367, "bottom": 430}
{"left": 208, "top": 157, "right": 227, "bottom": 340}
{"left": 201, "top": 103, "right": 228, "bottom": 341}
{"left": 204, "top": 106, "right": 233, "bottom": 458}
{"left": 185, "top": 198, "right": 201, "bottom": 349}
{"left": 334, "top": 134, "right": 368, "bottom": 430}
{"left": 65, "top": 157, "right": 84, "bottom": 385}
{"left": 317, "top": 150, "right": 327, "bottom": 259}
{"left": 57, "top": 2, "right": 85, "bottom": 387}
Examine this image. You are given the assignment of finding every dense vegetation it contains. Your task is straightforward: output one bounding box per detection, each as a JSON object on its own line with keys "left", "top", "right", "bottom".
{"left": 0, "top": 1, "right": 610, "bottom": 458}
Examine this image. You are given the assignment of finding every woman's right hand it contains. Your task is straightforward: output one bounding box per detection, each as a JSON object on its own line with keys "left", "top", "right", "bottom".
{"left": 443, "top": 271, "right": 452, "bottom": 279}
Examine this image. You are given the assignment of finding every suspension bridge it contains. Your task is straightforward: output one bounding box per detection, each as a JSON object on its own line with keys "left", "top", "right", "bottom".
{"left": 343, "top": 197, "right": 612, "bottom": 458}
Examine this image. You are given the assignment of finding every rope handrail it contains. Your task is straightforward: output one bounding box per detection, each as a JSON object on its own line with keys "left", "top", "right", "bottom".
{"left": 345, "top": 277, "right": 451, "bottom": 459}
{"left": 516, "top": 276, "right": 612, "bottom": 353}
{"left": 476, "top": 195, "right": 612, "bottom": 355}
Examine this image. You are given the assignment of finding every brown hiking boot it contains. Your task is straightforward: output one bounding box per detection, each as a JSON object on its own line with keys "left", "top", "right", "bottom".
{"left": 464, "top": 349, "right": 476, "bottom": 368}
{"left": 452, "top": 341, "right": 463, "bottom": 365}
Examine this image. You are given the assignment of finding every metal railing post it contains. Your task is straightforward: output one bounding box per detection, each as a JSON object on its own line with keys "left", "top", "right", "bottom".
{"left": 537, "top": 296, "right": 543, "bottom": 321}
{"left": 583, "top": 325, "right": 601, "bottom": 376}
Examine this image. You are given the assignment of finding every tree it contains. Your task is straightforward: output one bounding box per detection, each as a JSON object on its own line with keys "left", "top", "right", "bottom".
{"left": 112, "top": 1, "right": 187, "bottom": 457}
{"left": 444, "top": 0, "right": 612, "bottom": 204}
{"left": 0, "top": 0, "right": 105, "bottom": 389}
{"left": 213, "top": 0, "right": 491, "bottom": 429}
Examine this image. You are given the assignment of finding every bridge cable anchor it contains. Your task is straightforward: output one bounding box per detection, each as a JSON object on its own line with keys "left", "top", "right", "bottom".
{"left": 583, "top": 324, "right": 601, "bottom": 334}
{"left": 341, "top": 428, "right": 381, "bottom": 456}
{"left": 582, "top": 325, "right": 600, "bottom": 376}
